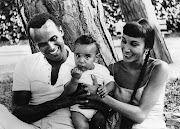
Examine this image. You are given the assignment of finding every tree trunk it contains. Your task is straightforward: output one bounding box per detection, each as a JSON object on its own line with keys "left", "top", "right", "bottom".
{"left": 16, "top": 0, "right": 119, "bottom": 66}
{"left": 118, "top": 0, "right": 173, "bottom": 64}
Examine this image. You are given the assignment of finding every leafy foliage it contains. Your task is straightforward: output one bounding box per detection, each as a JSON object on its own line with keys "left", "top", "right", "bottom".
{"left": 152, "top": 0, "right": 180, "bottom": 32}
{"left": 102, "top": 0, "right": 180, "bottom": 36}
{"left": 1, "top": 0, "right": 180, "bottom": 44}
{"left": 0, "top": 0, "right": 25, "bottom": 44}
{"left": 102, "top": 0, "right": 124, "bottom": 36}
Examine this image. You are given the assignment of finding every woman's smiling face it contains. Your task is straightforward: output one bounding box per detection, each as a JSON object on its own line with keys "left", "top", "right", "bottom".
{"left": 121, "top": 34, "right": 146, "bottom": 63}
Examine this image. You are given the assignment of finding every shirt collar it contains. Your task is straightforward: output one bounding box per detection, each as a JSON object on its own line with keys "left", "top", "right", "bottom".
{"left": 39, "top": 45, "right": 74, "bottom": 67}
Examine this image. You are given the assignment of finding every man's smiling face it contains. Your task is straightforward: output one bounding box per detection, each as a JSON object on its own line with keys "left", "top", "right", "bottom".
{"left": 30, "top": 19, "right": 66, "bottom": 61}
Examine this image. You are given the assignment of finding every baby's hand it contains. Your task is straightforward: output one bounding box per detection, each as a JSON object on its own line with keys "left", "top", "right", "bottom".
{"left": 71, "top": 67, "right": 83, "bottom": 79}
{"left": 97, "top": 85, "right": 108, "bottom": 98}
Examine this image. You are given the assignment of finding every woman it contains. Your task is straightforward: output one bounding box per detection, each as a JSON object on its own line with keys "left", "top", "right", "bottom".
{"left": 89, "top": 18, "right": 169, "bottom": 129}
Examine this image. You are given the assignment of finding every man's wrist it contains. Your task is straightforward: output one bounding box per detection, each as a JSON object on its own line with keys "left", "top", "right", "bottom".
{"left": 52, "top": 96, "right": 71, "bottom": 109}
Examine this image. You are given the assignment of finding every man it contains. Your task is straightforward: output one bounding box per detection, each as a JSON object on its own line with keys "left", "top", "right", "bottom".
{"left": 11, "top": 13, "right": 88, "bottom": 129}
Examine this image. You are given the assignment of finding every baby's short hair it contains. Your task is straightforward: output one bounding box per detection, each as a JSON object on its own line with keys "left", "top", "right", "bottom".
{"left": 74, "top": 35, "right": 99, "bottom": 54}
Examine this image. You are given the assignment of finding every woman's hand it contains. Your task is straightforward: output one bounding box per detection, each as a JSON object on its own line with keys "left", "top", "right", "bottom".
{"left": 78, "top": 75, "right": 113, "bottom": 116}
{"left": 97, "top": 85, "right": 108, "bottom": 98}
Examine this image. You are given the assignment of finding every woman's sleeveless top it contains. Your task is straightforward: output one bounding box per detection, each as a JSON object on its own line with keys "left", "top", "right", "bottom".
{"left": 112, "top": 59, "right": 167, "bottom": 129}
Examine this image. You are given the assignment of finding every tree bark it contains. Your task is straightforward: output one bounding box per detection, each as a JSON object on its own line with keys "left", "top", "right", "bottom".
{"left": 16, "top": 0, "right": 119, "bottom": 66}
{"left": 118, "top": 0, "right": 173, "bottom": 63}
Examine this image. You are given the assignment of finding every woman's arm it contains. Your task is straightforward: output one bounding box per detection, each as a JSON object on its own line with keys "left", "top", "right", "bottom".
{"left": 101, "top": 61, "right": 169, "bottom": 123}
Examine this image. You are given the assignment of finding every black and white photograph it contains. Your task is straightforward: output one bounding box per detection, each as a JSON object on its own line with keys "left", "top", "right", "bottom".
{"left": 0, "top": 0, "right": 180, "bottom": 129}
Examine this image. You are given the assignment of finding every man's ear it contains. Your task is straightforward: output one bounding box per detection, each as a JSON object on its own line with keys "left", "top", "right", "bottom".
{"left": 59, "top": 26, "right": 64, "bottom": 36}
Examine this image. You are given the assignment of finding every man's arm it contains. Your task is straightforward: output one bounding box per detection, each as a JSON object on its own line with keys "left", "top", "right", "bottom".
{"left": 12, "top": 89, "right": 88, "bottom": 124}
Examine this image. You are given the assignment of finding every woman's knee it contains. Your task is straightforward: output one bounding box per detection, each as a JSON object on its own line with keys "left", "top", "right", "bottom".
{"left": 90, "top": 112, "right": 106, "bottom": 129}
{"left": 92, "top": 112, "right": 106, "bottom": 123}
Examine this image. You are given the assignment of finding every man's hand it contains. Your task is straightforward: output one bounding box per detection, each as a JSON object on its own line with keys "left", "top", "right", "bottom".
{"left": 57, "top": 85, "right": 90, "bottom": 107}
{"left": 79, "top": 99, "right": 111, "bottom": 117}
{"left": 71, "top": 67, "right": 83, "bottom": 79}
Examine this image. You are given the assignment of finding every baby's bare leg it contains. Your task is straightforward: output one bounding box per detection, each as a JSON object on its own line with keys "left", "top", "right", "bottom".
{"left": 0, "top": 104, "right": 36, "bottom": 129}
{"left": 71, "top": 111, "right": 89, "bottom": 129}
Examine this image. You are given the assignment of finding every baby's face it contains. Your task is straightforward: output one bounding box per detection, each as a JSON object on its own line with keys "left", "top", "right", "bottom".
{"left": 74, "top": 43, "right": 97, "bottom": 71}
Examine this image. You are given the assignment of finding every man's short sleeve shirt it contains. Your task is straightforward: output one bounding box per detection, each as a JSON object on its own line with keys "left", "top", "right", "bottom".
{"left": 12, "top": 46, "right": 75, "bottom": 105}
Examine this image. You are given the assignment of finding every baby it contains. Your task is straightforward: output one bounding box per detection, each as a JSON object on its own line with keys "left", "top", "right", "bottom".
{"left": 63, "top": 35, "right": 114, "bottom": 129}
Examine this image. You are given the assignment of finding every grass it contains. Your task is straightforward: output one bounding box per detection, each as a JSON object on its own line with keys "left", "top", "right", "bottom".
{"left": 0, "top": 72, "right": 13, "bottom": 111}
{"left": 164, "top": 78, "right": 180, "bottom": 112}
{"left": 164, "top": 78, "right": 180, "bottom": 129}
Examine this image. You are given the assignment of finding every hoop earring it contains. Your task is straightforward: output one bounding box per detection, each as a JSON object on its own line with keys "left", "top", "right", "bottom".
{"left": 144, "top": 49, "right": 148, "bottom": 55}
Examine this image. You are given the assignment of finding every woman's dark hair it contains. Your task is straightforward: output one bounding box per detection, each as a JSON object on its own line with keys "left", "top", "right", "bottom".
{"left": 74, "top": 35, "right": 100, "bottom": 54}
{"left": 123, "top": 18, "right": 155, "bottom": 49}
{"left": 123, "top": 19, "right": 155, "bottom": 102}
{"left": 130, "top": 49, "right": 151, "bottom": 103}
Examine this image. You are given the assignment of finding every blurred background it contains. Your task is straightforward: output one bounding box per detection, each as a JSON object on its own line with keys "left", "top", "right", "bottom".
{"left": 1, "top": 0, "right": 180, "bottom": 44}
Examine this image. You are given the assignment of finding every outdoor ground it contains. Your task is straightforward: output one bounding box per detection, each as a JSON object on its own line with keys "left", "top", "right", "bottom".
{"left": 0, "top": 33, "right": 180, "bottom": 128}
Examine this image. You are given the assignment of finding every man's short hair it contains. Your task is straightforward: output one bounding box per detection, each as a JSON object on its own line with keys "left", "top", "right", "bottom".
{"left": 27, "top": 13, "right": 61, "bottom": 38}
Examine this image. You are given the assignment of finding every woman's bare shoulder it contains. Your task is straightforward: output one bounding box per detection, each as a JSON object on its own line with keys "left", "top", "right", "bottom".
{"left": 149, "top": 58, "right": 169, "bottom": 76}
{"left": 108, "top": 61, "right": 124, "bottom": 72}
